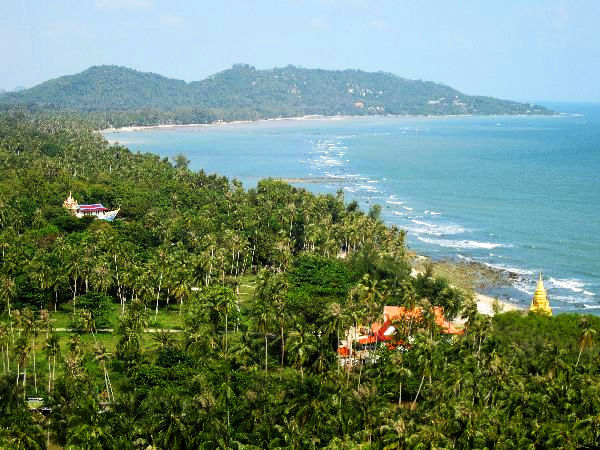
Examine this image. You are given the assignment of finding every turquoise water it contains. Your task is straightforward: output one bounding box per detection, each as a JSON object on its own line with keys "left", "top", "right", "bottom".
{"left": 104, "top": 103, "right": 600, "bottom": 313}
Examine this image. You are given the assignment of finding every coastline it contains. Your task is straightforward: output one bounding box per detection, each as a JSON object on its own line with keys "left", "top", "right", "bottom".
{"left": 100, "top": 115, "right": 345, "bottom": 133}
{"left": 98, "top": 112, "right": 557, "bottom": 134}
{"left": 99, "top": 112, "right": 591, "bottom": 314}
{"left": 410, "top": 259, "right": 523, "bottom": 317}
{"left": 475, "top": 291, "right": 521, "bottom": 316}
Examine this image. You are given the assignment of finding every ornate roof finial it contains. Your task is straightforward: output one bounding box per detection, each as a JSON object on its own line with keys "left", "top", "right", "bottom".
{"left": 63, "top": 191, "right": 79, "bottom": 212}
{"left": 530, "top": 272, "right": 552, "bottom": 316}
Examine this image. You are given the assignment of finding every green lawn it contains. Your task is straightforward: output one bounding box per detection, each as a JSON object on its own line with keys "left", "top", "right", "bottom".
{"left": 8, "top": 276, "right": 259, "bottom": 400}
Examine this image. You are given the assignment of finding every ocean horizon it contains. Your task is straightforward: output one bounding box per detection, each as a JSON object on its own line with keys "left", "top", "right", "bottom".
{"left": 104, "top": 102, "right": 600, "bottom": 314}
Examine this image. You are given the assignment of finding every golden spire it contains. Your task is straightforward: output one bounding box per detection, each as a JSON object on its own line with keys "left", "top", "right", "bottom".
{"left": 63, "top": 191, "right": 79, "bottom": 212}
{"left": 530, "top": 273, "right": 552, "bottom": 316}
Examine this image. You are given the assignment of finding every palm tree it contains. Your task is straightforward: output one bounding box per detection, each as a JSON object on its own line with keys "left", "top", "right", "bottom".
{"left": 328, "top": 302, "right": 345, "bottom": 374}
{"left": 94, "top": 343, "right": 114, "bottom": 403}
{"left": 66, "top": 255, "right": 83, "bottom": 309}
{"left": 0, "top": 275, "right": 15, "bottom": 316}
{"left": 39, "top": 309, "right": 53, "bottom": 340}
{"left": 0, "top": 322, "right": 9, "bottom": 374}
{"left": 22, "top": 309, "right": 40, "bottom": 394}
{"left": 172, "top": 275, "right": 192, "bottom": 316}
{"left": 66, "top": 397, "right": 114, "bottom": 448}
{"left": 389, "top": 352, "right": 413, "bottom": 406}
{"left": 230, "top": 332, "right": 256, "bottom": 369}
{"left": 91, "top": 260, "right": 113, "bottom": 294}
{"left": 576, "top": 317, "right": 596, "bottom": 367}
{"left": 253, "top": 298, "right": 273, "bottom": 373}
{"left": 256, "top": 270, "right": 289, "bottom": 366}
{"left": 152, "top": 328, "right": 176, "bottom": 350}
{"left": 14, "top": 336, "right": 29, "bottom": 390}
{"left": 412, "top": 336, "right": 436, "bottom": 407}
{"left": 357, "top": 274, "right": 383, "bottom": 350}
{"left": 152, "top": 250, "right": 167, "bottom": 320}
{"left": 43, "top": 334, "right": 60, "bottom": 392}
{"left": 213, "top": 287, "right": 236, "bottom": 354}
{"left": 287, "top": 321, "right": 318, "bottom": 380}
{"left": 80, "top": 309, "right": 97, "bottom": 343}
{"left": 147, "top": 390, "right": 189, "bottom": 449}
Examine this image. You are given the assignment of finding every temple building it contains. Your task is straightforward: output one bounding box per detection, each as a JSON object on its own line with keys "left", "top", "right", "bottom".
{"left": 63, "top": 192, "right": 119, "bottom": 221}
{"left": 530, "top": 274, "right": 552, "bottom": 316}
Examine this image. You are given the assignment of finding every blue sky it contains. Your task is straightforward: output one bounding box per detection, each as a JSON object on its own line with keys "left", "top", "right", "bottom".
{"left": 2, "top": 0, "right": 599, "bottom": 101}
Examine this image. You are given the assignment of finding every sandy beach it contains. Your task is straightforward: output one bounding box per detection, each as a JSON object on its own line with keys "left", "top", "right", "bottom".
{"left": 99, "top": 114, "right": 340, "bottom": 133}
{"left": 98, "top": 113, "right": 505, "bottom": 134}
{"left": 475, "top": 292, "right": 521, "bottom": 315}
{"left": 410, "top": 268, "right": 522, "bottom": 317}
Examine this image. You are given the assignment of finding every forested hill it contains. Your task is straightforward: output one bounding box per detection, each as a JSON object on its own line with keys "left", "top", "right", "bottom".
{"left": 0, "top": 64, "right": 552, "bottom": 127}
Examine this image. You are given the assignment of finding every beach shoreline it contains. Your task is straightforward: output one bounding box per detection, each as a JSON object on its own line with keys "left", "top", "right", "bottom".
{"left": 475, "top": 291, "right": 521, "bottom": 316}
{"left": 410, "top": 259, "right": 524, "bottom": 318}
{"left": 100, "top": 115, "right": 355, "bottom": 133}
{"left": 99, "top": 112, "right": 557, "bottom": 134}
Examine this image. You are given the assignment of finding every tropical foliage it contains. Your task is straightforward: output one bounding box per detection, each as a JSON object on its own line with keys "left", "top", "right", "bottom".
{"left": 1, "top": 114, "right": 599, "bottom": 449}
{"left": 0, "top": 65, "right": 553, "bottom": 128}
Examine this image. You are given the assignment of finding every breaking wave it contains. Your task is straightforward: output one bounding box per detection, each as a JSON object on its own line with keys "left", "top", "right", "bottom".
{"left": 416, "top": 237, "right": 508, "bottom": 250}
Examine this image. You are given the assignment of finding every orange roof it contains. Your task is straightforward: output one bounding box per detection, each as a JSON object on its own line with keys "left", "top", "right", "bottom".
{"left": 380, "top": 306, "right": 463, "bottom": 335}
{"left": 337, "top": 347, "right": 350, "bottom": 357}
{"left": 371, "top": 321, "right": 384, "bottom": 334}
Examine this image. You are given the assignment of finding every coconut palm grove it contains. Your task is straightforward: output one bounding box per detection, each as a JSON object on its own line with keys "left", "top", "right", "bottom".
{"left": 1, "top": 113, "right": 600, "bottom": 448}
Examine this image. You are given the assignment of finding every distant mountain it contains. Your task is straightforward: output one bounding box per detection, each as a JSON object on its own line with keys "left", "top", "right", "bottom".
{"left": 0, "top": 64, "right": 552, "bottom": 127}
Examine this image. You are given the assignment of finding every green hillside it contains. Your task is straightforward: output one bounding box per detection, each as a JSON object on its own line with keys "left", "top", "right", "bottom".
{"left": 2, "top": 113, "right": 600, "bottom": 449}
{"left": 0, "top": 64, "right": 552, "bottom": 127}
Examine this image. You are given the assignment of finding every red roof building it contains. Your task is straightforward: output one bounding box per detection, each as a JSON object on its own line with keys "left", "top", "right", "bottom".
{"left": 374, "top": 306, "right": 463, "bottom": 340}
{"left": 78, "top": 204, "right": 109, "bottom": 214}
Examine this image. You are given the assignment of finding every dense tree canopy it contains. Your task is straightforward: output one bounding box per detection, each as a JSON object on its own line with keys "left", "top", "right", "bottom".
{"left": 0, "top": 65, "right": 553, "bottom": 129}
{"left": 0, "top": 113, "right": 598, "bottom": 449}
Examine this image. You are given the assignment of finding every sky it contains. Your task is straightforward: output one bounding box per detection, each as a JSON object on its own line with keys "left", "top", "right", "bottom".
{"left": 2, "top": 0, "right": 600, "bottom": 102}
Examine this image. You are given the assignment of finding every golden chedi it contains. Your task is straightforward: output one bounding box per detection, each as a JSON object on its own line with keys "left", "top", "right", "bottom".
{"left": 530, "top": 273, "right": 552, "bottom": 316}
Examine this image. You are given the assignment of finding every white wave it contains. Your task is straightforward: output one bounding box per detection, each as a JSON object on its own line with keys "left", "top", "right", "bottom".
{"left": 409, "top": 220, "right": 465, "bottom": 236}
{"left": 409, "top": 227, "right": 443, "bottom": 236}
{"left": 411, "top": 219, "right": 435, "bottom": 227}
{"left": 456, "top": 255, "right": 534, "bottom": 279}
{"left": 482, "top": 262, "right": 535, "bottom": 276}
{"left": 551, "top": 295, "right": 586, "bottom": 305}
{"left": 357, "top": 184, "right": 379, "bottom": 192}
{"left": 386, "top": 200, "right": 405, "bottom": 206}
{"left": 548, "top": 277, "right": 589, "bottom": 294}
{"left": 584, "top": 304, "right": 600, "bottom": 309}
{"left": 583, "top": 291, "right": 596, "bottom": 297}
{"left": 392, "top": 211, "right": 404, "bottom": 216}
{"left": 403, "top": 206, "right": 413, "bottom": 211}
{"left": 513, "top": 283, "right": 534, "bottom": 296}
{"left": 416, "top": 237, "right": 508, "bottom": 250}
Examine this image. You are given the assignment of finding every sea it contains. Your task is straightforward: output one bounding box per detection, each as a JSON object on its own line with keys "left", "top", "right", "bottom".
{"left": 103, "top": 102, "right": 600, "bottom": 314}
